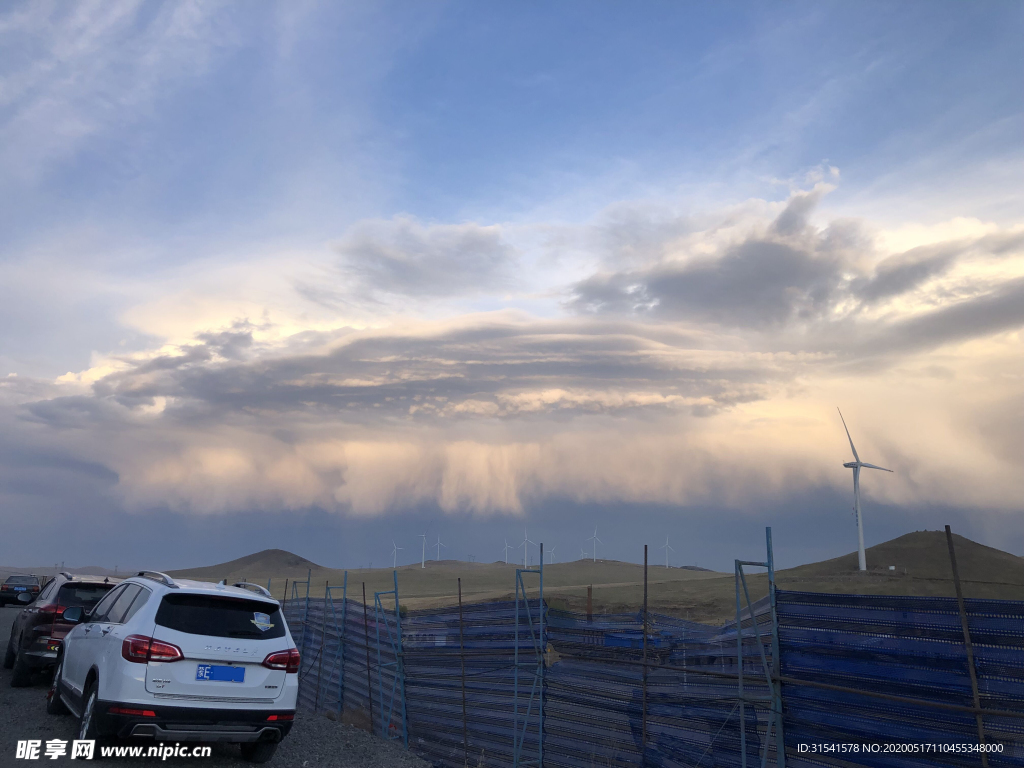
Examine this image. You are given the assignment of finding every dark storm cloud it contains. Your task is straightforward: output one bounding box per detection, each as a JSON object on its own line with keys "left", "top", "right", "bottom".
{"left": 570, "top": 193, "right": 850, "bottom": 327}
{"left": 572, "top": 239, "right": 843, "bottom": 326}
{"left": 569, "top": 193, "right": 1024, "bottom": 356}
{"left": 19, "top": 318, "right": 783, "bottom": 430}
{"left": 853, "top": 245, "right": 960, "bottom": 304}
{"left": 333, "top": 217, "right": 517, "bottom": 298}
{"left": 865, "top": 275, "right": 1024, "bottom": 356}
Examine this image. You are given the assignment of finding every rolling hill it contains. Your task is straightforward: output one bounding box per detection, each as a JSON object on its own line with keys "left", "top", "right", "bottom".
{"left": 162, "top": 530, "right": 1024, "bottom": 624}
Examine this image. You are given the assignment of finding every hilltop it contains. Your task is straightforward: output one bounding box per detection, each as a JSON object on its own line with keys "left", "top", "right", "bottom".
{"left": 166, "top": 549, "right": 322, "bottom": 581}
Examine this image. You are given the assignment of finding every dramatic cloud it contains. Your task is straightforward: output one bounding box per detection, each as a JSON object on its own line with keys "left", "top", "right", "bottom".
{"left": 5, "top": 190, "right": 1022, "bottom": 524}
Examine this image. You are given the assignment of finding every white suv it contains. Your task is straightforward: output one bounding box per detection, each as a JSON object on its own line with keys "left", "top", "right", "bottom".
{"left": 46, "top": 572, "right": 299, "bottom": 764}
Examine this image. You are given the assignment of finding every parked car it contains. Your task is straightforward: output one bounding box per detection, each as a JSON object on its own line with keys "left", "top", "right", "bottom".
{"left": 0, "top": 575, "right": 41, "bottom": 607}
{"left": 4, "top": 572, "right": 119, "bottom": 686}
{"left": 47, "top": 572, "right": 298, "bottom": 764}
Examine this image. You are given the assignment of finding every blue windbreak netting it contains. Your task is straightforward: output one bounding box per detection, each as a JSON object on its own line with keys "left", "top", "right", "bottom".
{"left": 777, "top": 590, "right": 1024, "bottom": 768}
{"left": 280, "top": 588, "right": 1024, "bottom": 767}
{"left": 285, "top": 596, "right": 775, "bottom": 767}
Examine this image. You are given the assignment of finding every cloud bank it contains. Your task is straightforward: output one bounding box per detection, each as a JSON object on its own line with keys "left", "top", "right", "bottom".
{"left": 5, "top": 189, "right": 1022, "bottom": 523}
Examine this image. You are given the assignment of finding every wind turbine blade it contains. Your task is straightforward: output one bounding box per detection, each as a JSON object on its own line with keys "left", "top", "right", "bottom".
{"left": 860, "top": 462, "right": 893, "bottom": 472}
{"left": 837, "top": 407, "right": 860, "bottom": 462}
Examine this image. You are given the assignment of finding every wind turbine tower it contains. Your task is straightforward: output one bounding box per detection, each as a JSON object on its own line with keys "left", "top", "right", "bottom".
{"left": 420, "top": 533, "right": 427, "bottom": 569}
{"left": 521, "top": 527, "right": 536, "bottom": 568}
{"left": 502, "top": 538, "right": 514, "bottom": 565}
{"left": 391, "top": 540, "right": 403, "bottom": 569}
{"left": 838, "top": 408, "right": 893, "bottom": 572}
{"left": 659, "top": 535, "right": 674, "bottom": 568}
{"left": 586, "top": 527, "right": 602, "bottom": 563}
{"left": 435, "top": 535, "right": 447, "bottom": 561}
{"left": 547, "top": 546, "right": 557, "bottom": 564}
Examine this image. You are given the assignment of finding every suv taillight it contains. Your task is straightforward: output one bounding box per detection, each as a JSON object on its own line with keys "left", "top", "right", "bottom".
{"left": 262, "top": 648, "right": 300, "bottom": 673}
{"left": 39, "top": 604, "right": 65, "bottom": 617}
{"left": 122, "top": 635, "right": 184, "bottom": 664}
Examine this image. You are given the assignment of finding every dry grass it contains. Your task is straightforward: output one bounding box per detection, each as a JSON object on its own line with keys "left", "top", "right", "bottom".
{"left": 161, "top": 530, "right": 1024, "bottom": 625}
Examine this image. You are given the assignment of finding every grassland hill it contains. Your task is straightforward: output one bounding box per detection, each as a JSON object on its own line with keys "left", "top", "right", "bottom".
{"left": 162, "top": 531, "right": 1024, "bottom": 624}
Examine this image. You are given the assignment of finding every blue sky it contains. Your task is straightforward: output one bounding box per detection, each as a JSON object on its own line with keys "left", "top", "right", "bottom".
{"left": 1, "top": 1, "right": 1022, "bottom": 570}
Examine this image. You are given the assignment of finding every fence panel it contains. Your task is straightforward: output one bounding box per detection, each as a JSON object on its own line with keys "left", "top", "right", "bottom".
{"left": 778, "top": 590, "right": 1024, "bottom": 768}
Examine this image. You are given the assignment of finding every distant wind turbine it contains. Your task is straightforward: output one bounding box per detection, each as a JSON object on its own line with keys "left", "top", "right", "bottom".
{"left": 502, "top": 538, "right": 514, "bottom": 565}
{"left": 420, "top": 533, "right": 427, "bottom": 569}
{"left": 586, "top": 527, "right": 602, "bottom": 562}
{"left": 391, "top": 540, "right": 403, "bottom": 569}
{"left": 659, "top": 535, "right": 674, "bottom": 568}
{"left": 838, "top": 408, "right": 893, "bottom": 572}
{"left": 547, "top": 546, "right": 557, "bottom": 564}
{"left": 521, "top": 527, "right": 536, "bottom": 568}
{"left": 435, "top": 535, "right": 447, "bottom": 561}
{"left": 580, "top": 548, "right": 587, "bottom": 560}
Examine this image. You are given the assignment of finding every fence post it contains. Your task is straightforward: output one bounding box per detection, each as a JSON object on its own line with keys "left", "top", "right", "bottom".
{"left": 362, "top": 582, "right": 374, "bottom": 736}
{"left": 946, "top": 525, "right": 988, "bottom": 767}
{"left": 642, "top": 544, "right": 648, "bottom": 765}
{"left": 315, "top": 580, "right": 328, "bottom": 712}
{"left": 735, "top": 560, "right": 746, "bottom": 768}
{"left": 339, "top": 571, "right": 348, "bottom": 718}
{"left": 459, "top": 578, "right": 469, "bottom": 768}
{"left": 767, "top": 527, "right": 785, "bottom": 768}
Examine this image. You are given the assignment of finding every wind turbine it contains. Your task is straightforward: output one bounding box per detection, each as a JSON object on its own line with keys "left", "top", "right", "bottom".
{"left": 547, "top": 546, "right": 557, "bottom": 564}
{"left": 580, "top": 548, "right": 587, "bottom": 560}
{"left": 435, "top": 535, "right": 447, "bottom": 561}
{"left": 521, "top": 527, "right": 536, "bottom": 568}
{"left": 659, "top": 535, "right": 674, "bottom": 568}
{"left": 391, "top": 540, "right": 403, "bottom": 569}
{"left": 420, "top": 533, "right": 427, "bottom": 568}
{"left": 838, "top": 408, "right": 893, "bottom": 571}
{"left": 502, "top": 538, "right": 514, "bottom": 565}
{"left": 586, "top": 527, "right": 602, "bottom": 562}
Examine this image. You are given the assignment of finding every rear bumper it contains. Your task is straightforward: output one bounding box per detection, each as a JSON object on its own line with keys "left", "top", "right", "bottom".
{"left": 23, "top": 637, "right": 60, "bottom": 667}
{"left": 96, "top": 700, "right": 295, "bottom": 742}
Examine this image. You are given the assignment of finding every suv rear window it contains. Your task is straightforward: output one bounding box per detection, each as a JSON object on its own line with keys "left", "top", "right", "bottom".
{"left": 58, "top": 583, "right": 114, "bottom": 608}
{"left": 155, "top": 594, "right": 286, "bottom": 640}
{"left": 5, "top": 576, "right": 37, "bottom": 585}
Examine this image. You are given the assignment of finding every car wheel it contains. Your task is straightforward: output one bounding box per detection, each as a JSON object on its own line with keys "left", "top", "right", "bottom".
{"left": 79, "top": 681, "right": 100, "bottom": 741}
{"left": 46, "top": 653, "right": 69, "bottom": 715}
{"left": 240, "top": 742, "right": 279, "bottom": 764}
{"left": 9, "top": 640, "right": 32, "bottom": 687}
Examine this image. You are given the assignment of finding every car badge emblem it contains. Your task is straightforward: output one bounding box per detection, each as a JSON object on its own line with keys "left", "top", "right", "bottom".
{"left": 251, "top": 612, "right": 274, "bottom": 632}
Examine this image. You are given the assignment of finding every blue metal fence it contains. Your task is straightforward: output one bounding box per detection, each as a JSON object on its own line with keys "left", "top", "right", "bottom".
{"left": 282, "top": 586, "right": 1024, "bottom": 767}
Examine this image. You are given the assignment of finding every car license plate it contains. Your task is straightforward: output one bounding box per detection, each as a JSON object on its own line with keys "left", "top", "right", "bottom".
{"left": 196, "top": 664, "right": 245, "bottom": 683}
{"left": 13, "top": 587, "right": 26, "bottom": 592}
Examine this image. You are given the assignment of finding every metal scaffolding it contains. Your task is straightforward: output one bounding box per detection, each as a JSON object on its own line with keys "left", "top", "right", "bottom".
{"left": 319, "top": 571, "right": 348, "bottom": 716}
{"left": 514, "top": 542, "right": 545, "bottom": 768}
{"left": 734, "top": 527, "right": 785, "bottom": 768}
{"left": 375, "top": 569, "right": 409, "bottom": 747}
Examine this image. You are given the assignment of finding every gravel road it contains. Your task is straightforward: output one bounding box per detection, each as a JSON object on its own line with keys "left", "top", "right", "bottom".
{"left": 1, "top": 606, "right": 431, "bottom": 767}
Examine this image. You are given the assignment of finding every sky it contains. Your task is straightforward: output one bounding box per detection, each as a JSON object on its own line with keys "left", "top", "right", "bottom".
{"left": 1, "top": 1, "right": 1022, "bottom": 573}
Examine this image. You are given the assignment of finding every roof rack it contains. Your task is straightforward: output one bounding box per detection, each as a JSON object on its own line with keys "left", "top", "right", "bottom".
{"left": 135, "top": 571, "right": 178, "bottom": 588}
{"left": 227, "top": 581, "right": 273, "bottom": 598}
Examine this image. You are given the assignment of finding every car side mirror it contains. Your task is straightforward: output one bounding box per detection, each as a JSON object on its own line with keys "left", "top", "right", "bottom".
{"left": 17, "top": 592, "right": 33, "bottom": 604}
{"left": 62, "top": 606, "right": 84, "bottom": 624}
